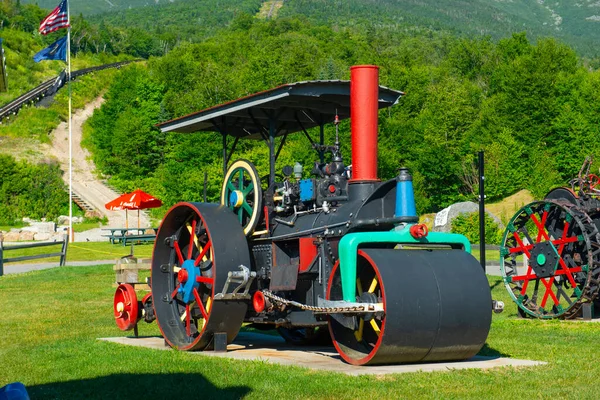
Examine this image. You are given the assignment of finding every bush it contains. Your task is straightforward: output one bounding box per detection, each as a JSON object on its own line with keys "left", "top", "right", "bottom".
{"left": 450, "top": 211, "right": 503, "bottom": 245}
{"left": 0, "top": 154, "right": 68, "bottom": 225}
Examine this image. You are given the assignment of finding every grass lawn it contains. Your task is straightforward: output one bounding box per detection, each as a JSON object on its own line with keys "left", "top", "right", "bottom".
{"left": 2, "top": 239, "right": 510, "bottom": 268}
{"left": 1, "top": 242, "right": 154, "bottom": 268}
{"left": 1, "top": 264, "right": 599, "bottom": 399}
{"left": 72, "top": 221, "right": 104, "bottom": 233}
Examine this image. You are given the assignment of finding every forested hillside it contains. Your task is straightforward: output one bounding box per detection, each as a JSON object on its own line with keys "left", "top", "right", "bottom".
{"left": 20, "top": 0, "right": 600, "bottom": 56}
{"left": 21, "top": 0, "right": 188, "bottom": 16}
{"left": 83, "top": 17, "right": 600, "bottom": 215}
{"left": 280, "top": 0, "right": 600, "bottom": 56}
{"left": 84, "top": 0, "right": 262, "bottom": 55}
{"left": 5, "top": 0, "right": 600, "bottom": 223}
{"left": 0, "top": 1, "right": 130, "bottom": 224}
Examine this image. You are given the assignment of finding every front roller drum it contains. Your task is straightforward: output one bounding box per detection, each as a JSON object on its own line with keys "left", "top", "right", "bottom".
{"left": 152, "top": 202, "right": 251, "bottom": 350}
{"left": 328, "top": 249, "right": 491, "bottom": 365}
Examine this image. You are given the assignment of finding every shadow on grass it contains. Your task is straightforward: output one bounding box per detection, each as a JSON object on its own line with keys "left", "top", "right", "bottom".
{"left": 27, "top": 373, "right": 251, "bottom": 400}
{"left": 478, "top": 343, "right": 511, "bottom": 358}
{"left": 489, "top": 279, "right": 504, "bottom": 291}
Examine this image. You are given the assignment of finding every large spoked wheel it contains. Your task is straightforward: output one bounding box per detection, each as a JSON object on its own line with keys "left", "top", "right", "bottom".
{"left": 501, "top": 201, "right": 600, "bottom": 319}
{"left": 221, "top": 159, "right": 262, "bottom": 236}
{"left": 328, "top": 248, "right": 491, "bottom": 365}
{"left": 152, "top": 202, "right": 251, "bottom": 350}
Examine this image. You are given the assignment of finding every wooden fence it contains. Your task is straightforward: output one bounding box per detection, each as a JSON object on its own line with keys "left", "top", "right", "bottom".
{"left": 0, "top": 235, "right": 68, "bottom": 276}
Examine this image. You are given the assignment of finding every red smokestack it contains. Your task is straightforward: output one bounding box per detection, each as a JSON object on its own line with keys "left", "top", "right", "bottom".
{"left": 350, "top": 65, "right": 379, "bottom": 182}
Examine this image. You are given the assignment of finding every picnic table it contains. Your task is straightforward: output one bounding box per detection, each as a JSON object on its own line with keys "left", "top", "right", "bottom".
{"left": 102, "top": 228, "right": 157, "bottom": 245}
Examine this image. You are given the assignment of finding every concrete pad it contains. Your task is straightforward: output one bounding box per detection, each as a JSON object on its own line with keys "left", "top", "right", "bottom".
{"left": 99, "top": 332, "right": 545, "bottom": 376}
{"left": 564, "top": 318, "right": 600, "bottom": 323}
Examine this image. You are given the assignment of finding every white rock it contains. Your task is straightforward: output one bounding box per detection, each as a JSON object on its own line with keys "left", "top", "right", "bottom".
{"left": 30, "top": 222, "right": 56, "bottom": 234}
{"left": 433, "top": 201, "right": 503, "bottom": 233}
{"left": 34, "top": 233, "right": 51, "bottom": 241}
{"left": 19, "top": 231, "right": 35, "bottom": 241}
{"left": 3, "top": 231, "right": 20, "bottom": 242}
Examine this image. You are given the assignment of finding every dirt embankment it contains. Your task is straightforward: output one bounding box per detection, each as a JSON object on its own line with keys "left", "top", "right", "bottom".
{"left": 47, "top": 96, "right": 150, "bottom": 229}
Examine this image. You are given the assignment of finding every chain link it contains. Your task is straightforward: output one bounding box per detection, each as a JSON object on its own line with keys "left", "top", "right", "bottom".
{"left": 262, "top": 290, "right": 367, "bottom": 314}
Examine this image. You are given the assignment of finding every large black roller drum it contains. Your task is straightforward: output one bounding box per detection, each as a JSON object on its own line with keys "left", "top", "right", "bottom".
{"left": 152, "top": 202, "right": 251, "bottom": 350}
{"left": 328, "top": 249, "right": 491, "bottom": 365}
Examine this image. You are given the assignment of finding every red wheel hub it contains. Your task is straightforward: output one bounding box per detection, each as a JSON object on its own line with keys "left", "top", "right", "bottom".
{"left": 178, "top": 268, "right": 189, "bottom": 283}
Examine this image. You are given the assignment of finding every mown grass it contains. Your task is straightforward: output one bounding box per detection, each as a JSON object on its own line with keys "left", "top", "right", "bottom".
{"left": 0, "top": 265, "right": 599, "bottom": 399}
{"left": 0, "top": 222, "right": 28, "bottom": 232}
{"left": 1, "top": 241, "right": 153, "bottom": 267}
{"left": 4, "top": 240, "right": 505, "bottom": 267}
{"left": 71, "top": 219, "right": 110, "bottom": 233}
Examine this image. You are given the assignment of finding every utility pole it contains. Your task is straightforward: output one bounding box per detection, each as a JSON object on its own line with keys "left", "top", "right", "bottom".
{"left": 478, "top": 151, "right": 485, "bottom": 272}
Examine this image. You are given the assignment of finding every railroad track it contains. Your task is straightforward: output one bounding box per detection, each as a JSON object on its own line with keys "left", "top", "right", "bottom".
{"left": 0, "top": 60, "right": 140, "bottom": 122}
{"left": 0, "top": 76, "right": 57, "bottom": 121}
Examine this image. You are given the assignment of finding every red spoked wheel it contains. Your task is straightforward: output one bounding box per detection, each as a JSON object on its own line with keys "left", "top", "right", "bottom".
{"left": 501, "top": 201, "right": 600, "bottom": 319}
{"left": 327, "top": 251, "right": 385, "bottom": 365}
{"left": 152, "top": 202, "right": 250, "bottom": 350}
{"left": 114, "top": 284, "right": 139, "bottom": 331}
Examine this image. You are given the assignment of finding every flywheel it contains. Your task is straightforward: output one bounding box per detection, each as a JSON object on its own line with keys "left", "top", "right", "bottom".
{"left": 501, "top": 201, "right": 600, "bottom": 319}
{"left": 220, "top": 159, "right": 262, "bottom": 236}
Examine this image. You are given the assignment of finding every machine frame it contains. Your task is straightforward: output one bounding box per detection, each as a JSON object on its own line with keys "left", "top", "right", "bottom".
{"left": 114, "top": 65, "right": 494, "bottom": 365}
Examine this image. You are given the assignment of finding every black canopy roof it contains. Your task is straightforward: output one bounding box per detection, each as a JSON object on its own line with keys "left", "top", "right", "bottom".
{"left": 157, "top": 80, "right": 404, "bottom": 140}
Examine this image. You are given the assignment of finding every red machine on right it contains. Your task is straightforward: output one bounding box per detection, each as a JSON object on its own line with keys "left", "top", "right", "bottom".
{"left": 501, "top": 156, "right": 600, "bottom": 319}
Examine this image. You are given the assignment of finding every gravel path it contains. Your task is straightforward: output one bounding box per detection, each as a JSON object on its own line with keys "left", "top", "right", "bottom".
{"left": 48, "top": 96, "right": 150, "bottom": 229}
{"left": 2, "top": 260, "right": 115, "bottom": 275}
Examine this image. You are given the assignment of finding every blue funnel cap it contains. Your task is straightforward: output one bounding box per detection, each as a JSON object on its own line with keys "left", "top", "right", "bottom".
{"left": 395, "top": 167, "right": 417, "bottom": 218}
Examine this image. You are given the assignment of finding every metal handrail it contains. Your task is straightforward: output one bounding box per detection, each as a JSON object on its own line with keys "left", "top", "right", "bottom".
{"left": 0, "top": 59, "right": 141, "bottom": 121}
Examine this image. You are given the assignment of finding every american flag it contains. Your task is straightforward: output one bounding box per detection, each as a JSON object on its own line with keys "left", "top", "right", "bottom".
{"left": 39, "top": 0, "right": 69, "bottom": 35}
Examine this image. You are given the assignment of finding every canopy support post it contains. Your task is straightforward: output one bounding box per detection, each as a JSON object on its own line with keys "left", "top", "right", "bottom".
{"left": 269, "top": 116, "right": 276, "bottom": 186}
{"left": 274, "top": 132, "right": 289, "bottom": 163}
{"left": 319, "top": 123, "right": 325, "bottom": 164}
{"left": 225, "top": 137, "right": 239, "bottom": 167}
{"left": 222, "top": 133, "right": 227, "bottom": 176}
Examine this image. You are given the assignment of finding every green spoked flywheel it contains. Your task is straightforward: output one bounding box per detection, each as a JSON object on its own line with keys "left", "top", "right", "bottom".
{"left": 500, "top": 200, "right": 600, "bottom": 319}
{"left": 220, "top": 159, "right": 262, "bottom": 236}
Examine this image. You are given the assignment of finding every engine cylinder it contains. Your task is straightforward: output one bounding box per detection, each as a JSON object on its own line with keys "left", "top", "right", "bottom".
{"left": 350, "top": 65, "right": 379, "bottom": 182}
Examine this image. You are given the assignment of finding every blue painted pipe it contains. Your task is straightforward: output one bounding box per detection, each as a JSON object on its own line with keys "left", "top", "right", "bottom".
{"left": 395, "top": 167, "right": 417, "bottom": 218}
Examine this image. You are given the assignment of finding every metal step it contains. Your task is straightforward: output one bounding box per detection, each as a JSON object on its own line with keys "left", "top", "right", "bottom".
{"left": 70, "top": 191, "right": 96, "bottom": 212}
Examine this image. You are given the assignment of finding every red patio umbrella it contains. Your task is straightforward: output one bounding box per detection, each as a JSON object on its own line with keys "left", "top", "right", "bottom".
{"left": 105, "top": 189, "right": 163, "bottom": 229}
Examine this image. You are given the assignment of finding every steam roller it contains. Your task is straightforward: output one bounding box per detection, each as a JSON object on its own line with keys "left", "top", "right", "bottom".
{"left": 114, "top": 65, "right": 495, "bottom": 365}
{"left": 501, "top": 156, "right": 600, "bottom": 319}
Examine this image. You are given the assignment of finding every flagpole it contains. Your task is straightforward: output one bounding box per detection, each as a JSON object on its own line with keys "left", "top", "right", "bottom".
{"left": 67, "top": 0, "right": 73, "bottom": 243}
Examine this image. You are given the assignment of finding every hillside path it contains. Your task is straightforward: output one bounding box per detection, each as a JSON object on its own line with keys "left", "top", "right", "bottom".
{"left": 48, "top": 96, "right": 150, "bottom": 229}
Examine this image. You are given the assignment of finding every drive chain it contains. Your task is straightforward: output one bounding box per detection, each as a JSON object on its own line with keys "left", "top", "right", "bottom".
{"left": 261, "top": 290, "right": 366, "bottom": 314}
